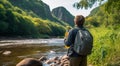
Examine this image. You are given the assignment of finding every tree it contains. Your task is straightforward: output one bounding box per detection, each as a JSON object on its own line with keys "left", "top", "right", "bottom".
{"left": 73, "top": 0, "right": 103, "bottom": 9}
{"left": 0, "top": 21, "right": 8, "bottom": 32}
{"left": 74, "top": 0, "right": 120, "bottom": 13}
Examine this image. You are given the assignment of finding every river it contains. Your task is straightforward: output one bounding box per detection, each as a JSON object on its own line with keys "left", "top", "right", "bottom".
{"left": 0, "top": 38, "right": 67, "bottom": 66}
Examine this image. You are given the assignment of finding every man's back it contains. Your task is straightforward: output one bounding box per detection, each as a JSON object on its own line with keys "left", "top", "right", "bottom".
{"left": 64, "top": 15, "right": 93, "bottom": 66}
{"left": 73, "top": 27, "right": 93, "bottom": 55}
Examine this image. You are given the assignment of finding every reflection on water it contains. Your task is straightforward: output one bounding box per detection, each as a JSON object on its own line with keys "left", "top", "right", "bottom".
{"left": 0, "top": 38, "right": 64, "bottom": 46}
{"left": 0, "top": 39, "right": 67, "bottom": 66}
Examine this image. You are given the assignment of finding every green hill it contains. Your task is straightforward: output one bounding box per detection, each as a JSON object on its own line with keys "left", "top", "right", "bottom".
{"left": 86, "top": 3, "right": 120, "bottom": 28}
{"left": 85, "top": 3, "right": 120, "bottom": 66}
{"left": 0, "top": 0, "right": 68, "bottom": 38}
{"left": 8, "top": 0, "right": 69, "bottom": 26}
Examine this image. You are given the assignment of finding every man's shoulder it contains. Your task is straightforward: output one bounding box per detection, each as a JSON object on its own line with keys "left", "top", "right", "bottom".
{"left": 69, "top": 27, "right": 79, "bottom": 35}
{"left": 70, "top": 28, "right": 78, "bottom": 32}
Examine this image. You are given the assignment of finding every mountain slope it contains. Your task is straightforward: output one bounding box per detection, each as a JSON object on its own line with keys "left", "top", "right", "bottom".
{"left": 8, "top": 0, "right": 68, "bottom": 26}
{"left": 8, "top": 0, "right": 48, "bottom": 19}
{"left": 85, "top": 3, "right": 120, "bottom": 66}
{"left": 52, "top": 7, "right": 74, "bottom": 26}
{"left": 0, "top": 0, "right": 66, "bottom": 38}
{"left": 86, "top": 3, "right": 120, "bottom": 27}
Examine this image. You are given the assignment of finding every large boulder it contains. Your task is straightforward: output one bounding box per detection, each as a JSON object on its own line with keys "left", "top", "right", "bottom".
{"left": 16, "top": 58, "right": 43, "bottom": 66}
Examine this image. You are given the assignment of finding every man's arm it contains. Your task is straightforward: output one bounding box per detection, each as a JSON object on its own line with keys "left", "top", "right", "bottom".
{"left": 64, "top": 29, "right": 73, "bottom": 46}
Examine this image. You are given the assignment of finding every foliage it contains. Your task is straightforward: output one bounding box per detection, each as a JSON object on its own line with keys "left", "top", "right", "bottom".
{"left": 73, "top": 0, "right": 102, "bottom": 9}
{"left": 0, "top": 21, "right": 8, "bottom": 32}
{"left": 105, "top": 0, "right": 120, "bottom": 13}
{"left": 88, "top": 27, "right": 120, "bottom": 66}
{"left": 85, "top": 3, "right": 120, "bottom": 28}
{"left": 9, "top": 0, "right": 46, "bottom": 19}
{"left": 33, "top": 18, "right": 66, "bottom": 36}
{"left": 74, "top": 0, "right": 120, "bottom": 13}
{"left": 0, "top": 0, "right": 120, "bottom": 66}
{"left": 0, "top": 0, "right": 66, "bottom": 38}
{"left": 8, "top": 0, "right": 69, "bottom": 26}
{"left": 83, "top": 0, "right": 120, "bottom": 66}
{"left": 85, "top": 17, "right": 100, "bottom": 27}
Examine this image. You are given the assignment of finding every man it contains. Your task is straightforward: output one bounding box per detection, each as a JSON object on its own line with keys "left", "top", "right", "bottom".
{"left": 64, "top": 15, "right": 93, "bottom": 66}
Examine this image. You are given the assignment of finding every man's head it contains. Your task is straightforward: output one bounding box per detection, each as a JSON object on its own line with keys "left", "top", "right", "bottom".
{"left": 74, "top": 15, "right": 85, "bottom": 27}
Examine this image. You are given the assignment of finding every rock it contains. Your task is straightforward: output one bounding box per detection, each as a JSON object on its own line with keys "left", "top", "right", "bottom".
{"left": 0, "top": 51, "right": 3, "bottom": 54}
{"left": 54, "top": 60, "right": 60, "bottom": 64}
{"left": 52, "top": 56, "right": 59, "bottom": 60}
{"left": 88, "top": 64, "right": 93, "bottom": 66}
{"left": 39, "top": 56, "right": 47, "bottom": 61}
{"left": 45, "top": 55, "right": 70, "bottom": 66}
{"left": 50, "top": 50, "right": 56, "bottom": 53}
{"left": 2, "top": 51, "right": 11, "bottom": 55}
{"left": 50, "top": 63, "right": 56, "bottom": 66}
{"left": 16, "top": 55, "right": 70, "bottom": 66}
{"left": 61, "top": 55, "right": 69, "bottom": 60}
{"left": 63, "top": 64, "right": 70, "bottom": 66}
{"left": 60, "top": 55, "right": 70, "bottom": 66}
{"left": 45, "top": 56, "right": 59, "bottom": 64}
{"left": 16, "top": 58, "right": 43, "bottom": 66}
{"left": 45, "top": 59, "right": 53, "bottom": 64}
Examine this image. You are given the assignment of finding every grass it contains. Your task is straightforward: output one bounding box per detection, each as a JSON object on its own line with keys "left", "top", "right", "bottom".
{"left": 87, "top": 27, "right": 120, "bottom": 66}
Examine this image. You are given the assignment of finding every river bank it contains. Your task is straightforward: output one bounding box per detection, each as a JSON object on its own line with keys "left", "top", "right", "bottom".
{"left": 0, "top": 38, "right": 66, "bottom": 66}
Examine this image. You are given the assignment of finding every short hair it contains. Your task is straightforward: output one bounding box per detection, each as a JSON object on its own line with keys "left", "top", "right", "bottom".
{"left": 74, "top": 15, "right": 85, "bottom": 26}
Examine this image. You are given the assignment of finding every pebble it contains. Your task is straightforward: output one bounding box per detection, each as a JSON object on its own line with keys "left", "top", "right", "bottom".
{"left": 2, "top": 51, "right": 11, "bottom": 55}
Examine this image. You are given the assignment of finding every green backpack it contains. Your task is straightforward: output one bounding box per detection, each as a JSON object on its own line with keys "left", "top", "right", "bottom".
{"left": 73, "top": 28, "right": 93, "bottom": 55}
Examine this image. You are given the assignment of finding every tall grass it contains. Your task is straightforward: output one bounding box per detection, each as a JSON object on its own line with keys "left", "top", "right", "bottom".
{"left": 88, "top": 27, "right": 120, "bottom": 66}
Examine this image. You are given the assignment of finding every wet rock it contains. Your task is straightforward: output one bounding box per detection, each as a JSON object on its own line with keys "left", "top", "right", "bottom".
{"left": 88, "top": 64, "right": 93, "bottom": 66}
{"left": 61, "top": 55, "right": 69, "bottom": 60}
{"left": 0, "top": 51, "right": 3, "bottom": 54}
{"left": 2, "top": 51, "right": 11, "bottom": 55}
{"left": 45, "top": 56, "right": 59, "bottom": 64}
{"left": 44, "top": 55, "right": 70, "bottom": 66}
{"left": 16, "top": 55, "right": 70, "bottom": 66}
{"left": 16, "top": 58, "right": 43, "bottom": 66}
{"left": 39, "top": 56, "right": 47, "bottom": 61}
{"left": 50, "top": 50, "right": 56, "bottom": 53}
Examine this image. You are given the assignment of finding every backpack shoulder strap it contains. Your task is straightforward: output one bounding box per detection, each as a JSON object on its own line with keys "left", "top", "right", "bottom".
{"left": 75, "top": 27, "right": 86, "bottom": 32}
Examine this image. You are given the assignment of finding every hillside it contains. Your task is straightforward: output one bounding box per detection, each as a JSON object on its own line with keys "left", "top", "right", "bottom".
{"left": 8, "top": 0, "right": 69, "bottom": 26}
{"left": 52, "top": 7, "right": 74, "bottom": 26}
{"left": 85, "top": 3, "right": 120, "bottom": 66}
{"left": 86, "top": 3, "right": 120, "bottom": 28}
{"left": 0, "top": 0, "right": 68, "bottom": 38}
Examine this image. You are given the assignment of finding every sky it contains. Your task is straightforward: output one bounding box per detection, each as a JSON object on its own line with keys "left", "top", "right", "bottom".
{"left": 42, "top": 0, "right": 99, "bottom": 17}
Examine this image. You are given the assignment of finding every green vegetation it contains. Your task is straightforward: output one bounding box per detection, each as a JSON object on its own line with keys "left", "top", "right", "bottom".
{"left": 0, "top": 0, "right": 66, "bottom": 38}
{"left": 81, "top": 0, "right": 120, "bottom": 66}
{"left": 8, "top": 0, "right": 68, "bottom": 26}
{"left": 87, "top": 27, "right": 120, "bottom": 66}
{"left": 0, "top": 0, "right": 120, "bottom": 65}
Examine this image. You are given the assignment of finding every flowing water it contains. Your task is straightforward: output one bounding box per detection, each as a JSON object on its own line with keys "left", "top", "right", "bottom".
{"left": 0, "top": 38, "right": 67, "bottom": 66}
